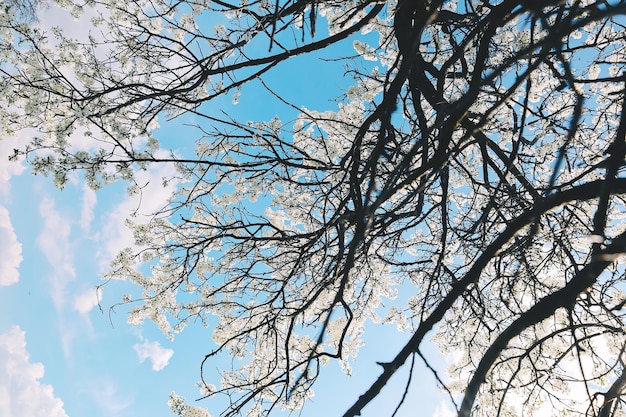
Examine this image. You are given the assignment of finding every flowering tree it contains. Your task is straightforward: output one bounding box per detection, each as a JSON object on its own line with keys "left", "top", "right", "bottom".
{"left": 4, "top": 0, "right": 45, "bottom": 21}
{"left": 3, "top": 0, "right": 626, "bottom": 416}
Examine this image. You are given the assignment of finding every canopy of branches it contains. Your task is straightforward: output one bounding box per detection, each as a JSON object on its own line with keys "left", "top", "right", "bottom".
{"left": 2, "top": 0, "right": 626, "bottom": 416}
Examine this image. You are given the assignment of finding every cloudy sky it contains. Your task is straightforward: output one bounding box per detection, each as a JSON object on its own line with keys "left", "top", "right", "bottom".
{"left": 0, "top": 3, "right": 451, "bottom": 417}
{"left": 0, "top": 157, "right": 450, "bottom": 417}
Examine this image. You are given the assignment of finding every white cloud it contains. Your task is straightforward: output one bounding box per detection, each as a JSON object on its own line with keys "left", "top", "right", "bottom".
{"left": 89, "top": 378, "right": 133, "bottom": 416}
{"left": 133, "top": 340, "right": 174, "bottom": 371}
{"left": 80, "top": 185, "right": 97, "bottom": 233}
{"left": 73, "top": 287, "right": 102, "bottom": 315}
{"left": 0, "top": 136, "right": 26, "bottom": 198}
{"left": 37, "top": 197, "right": 75, "bottom": 309}
{"left": 98, "top": 155, "right": 178, "bottom": 266}
{"left": 0, "top": 206, "right": 22, "bottom": 287}
{"left": 0, "top": 326, "right": 69, "bottom": 417}
{"left": 433, "top": 401, "right": 456, "bottom": 417}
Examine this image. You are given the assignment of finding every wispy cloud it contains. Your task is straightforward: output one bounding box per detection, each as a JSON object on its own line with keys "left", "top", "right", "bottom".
{"left": 133, "top": 339, "right": 174, "bottom": 371}
{"left": 89, "top": 378, "right": 134, "bottom": 416}
{"left": 34, "top": 194, "right": 87, "bottom": 359}
{"left": 0, "top": 135, "right": 26, "bottom": 198}
{"left": 80, "top": 184, "right": 97, "bottom": 233}
{"left": 0, "top": 326, "right": 69, "bottom": 417}
{"left": 73, "top": 286, "right": 103, "bottom": 315}
{"left": 0, "top": 206, "right": 22, "bottom": 287}
{"left": 433, "top": 401, "right": 456, "bottom": 417}
{"left": 36, "top": 196, "right": 75, "bottom": 309}
{"left": 98, "top": 155, "right": 178, "bottom": 266}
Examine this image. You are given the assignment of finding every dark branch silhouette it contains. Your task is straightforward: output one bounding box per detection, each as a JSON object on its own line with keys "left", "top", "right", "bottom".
{"left": 3, "top": 0, "right": 626, "bottom": 416}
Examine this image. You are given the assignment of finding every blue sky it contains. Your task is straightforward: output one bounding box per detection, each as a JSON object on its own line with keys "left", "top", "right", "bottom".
{"left": 0, "top": 166, "right": 451, "bottom": 417}
{"left": 0, "top": 3, "right": 452, "bottom": 417}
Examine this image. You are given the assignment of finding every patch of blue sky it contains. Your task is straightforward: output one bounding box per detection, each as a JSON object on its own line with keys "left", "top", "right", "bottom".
{"left": 0, "top": 4, "right": 456, "bottom": 417}
{"left": 1, "top": 172, "right": 166, "bottom": 415}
